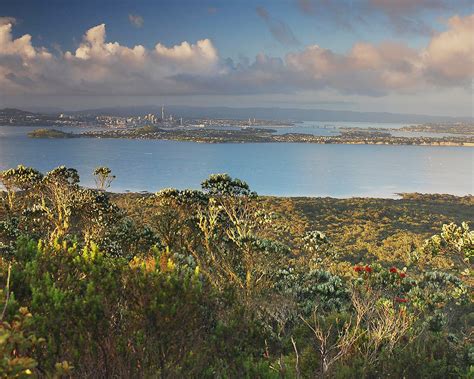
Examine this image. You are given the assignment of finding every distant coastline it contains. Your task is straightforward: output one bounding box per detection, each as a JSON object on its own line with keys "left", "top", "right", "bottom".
{"left": 26, "top": 126, "right": 474, "bottom": 146}
{"left": 3, "top": 106, "right": 471, "bottom": 147}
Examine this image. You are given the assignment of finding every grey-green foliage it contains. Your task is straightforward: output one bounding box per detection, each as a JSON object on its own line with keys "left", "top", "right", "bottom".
{"left": 0, "top": 165, "right": 44, "bottom": 212}
{"left": 201, "top": 173, "right": 256, "bottom": 197}
{"left": 302, "top": 230, "right": 329, "bottom": 253}
{"left": 156, "top": 188, "right": 209, "bottom": 205}
{"left": 1, "top": 165, "right": 44, "bottom": 191}
{"left": 43, "top": 166, "right": 80, "bottom": 186}
{"left": 0, "top": 217, "right": 20, "bottom": 255}
{"left": 275, "top": 267, "right": 350, "bottom": 317}
{"left": 422, "top": 222, "right": 473, "bottom": 274}
{"left": 1, "top": 166, "right": 159, "bottom": 259}
{"left": 416, "top": 270, "right": 468, "bottom": 305}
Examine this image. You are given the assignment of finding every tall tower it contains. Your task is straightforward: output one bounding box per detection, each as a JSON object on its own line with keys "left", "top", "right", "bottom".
{"left": 161, "top": 105, "right": 165, "bottom": 120}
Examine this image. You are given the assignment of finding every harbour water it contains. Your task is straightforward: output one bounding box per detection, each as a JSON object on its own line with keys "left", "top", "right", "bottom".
{"left": 0, "top": 124, "right": 472, "bottom": 197}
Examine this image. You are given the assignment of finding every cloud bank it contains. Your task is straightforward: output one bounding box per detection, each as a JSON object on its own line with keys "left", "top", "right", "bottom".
{"left": 0, "top": 14, "right": 472, "bottom": 99}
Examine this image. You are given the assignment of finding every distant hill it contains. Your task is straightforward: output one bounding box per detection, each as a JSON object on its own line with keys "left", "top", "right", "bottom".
{"left": 2, "top": 106, "right": 473, "bottom": 124}
{"left": 68, "top": 105, "right": 473, "bottom": 123}
{"left": 0, "top": 108, "right": 37, "bottom": 117}
{"left": 0, "top": 108, "right": 62, "bottom": 126}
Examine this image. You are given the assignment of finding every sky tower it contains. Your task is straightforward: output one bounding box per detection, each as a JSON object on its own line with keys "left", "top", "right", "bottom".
{"left": 161, "top": 105, "right": 165, "bottom": 120}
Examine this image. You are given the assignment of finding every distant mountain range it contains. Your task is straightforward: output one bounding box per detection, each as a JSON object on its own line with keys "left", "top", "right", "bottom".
{"left": 2, "top": 106, "right": 473, "bottom": 124}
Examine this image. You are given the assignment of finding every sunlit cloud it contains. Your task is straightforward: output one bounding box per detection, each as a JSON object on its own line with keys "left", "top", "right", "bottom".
{"left": 0, "top": 15, "right": 472, "bottom": 98}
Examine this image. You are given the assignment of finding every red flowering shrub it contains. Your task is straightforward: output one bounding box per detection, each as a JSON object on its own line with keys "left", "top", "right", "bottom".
{"left": 395, "top": 297, "right": 408, "bottom": 303}
{"left": 353, "top": 265, "right": 372, "bottom": 274}
{"left": 389, "top": 267, "right": 398, "bottom": 273}
{"left": 399, "top": 272, "right": 406, "bottom": 278}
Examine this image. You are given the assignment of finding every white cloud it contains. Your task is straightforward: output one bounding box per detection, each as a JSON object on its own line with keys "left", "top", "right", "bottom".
{"left": 0, "top": 16, "right": 472, "bottom": 99}
{"left": 154, "top": 39, "right": 218, "bottom": 73}
{"left": 423, "top": 14, "right": 474, "bottom": 83}
{"left": 0, "top": 19, "right": 53, "bottom": 94}
{"left": 0, "top": 22, "right": 42, "bottom": 59}
{"left": 1, "top": 22, "right": 219, "bottom": 96}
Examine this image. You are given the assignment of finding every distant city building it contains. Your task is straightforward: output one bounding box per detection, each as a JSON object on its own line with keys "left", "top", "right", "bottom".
{"left": 144, "top": 113, "right": 158, "bottom": 124}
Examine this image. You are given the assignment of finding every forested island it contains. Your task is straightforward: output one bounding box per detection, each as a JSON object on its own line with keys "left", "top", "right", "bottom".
{"left": 0, "top": 165, "right": 472, "bottom": 377}
{"left": 28, "top": 128, "right": 75, "bottom": 138}
{"left": 28, "top": 125, "right": 474, "bottom": 146}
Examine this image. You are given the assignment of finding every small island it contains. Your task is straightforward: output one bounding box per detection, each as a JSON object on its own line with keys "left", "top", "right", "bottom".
{"left": 28, "top": 128, "right": 75, "bottom": 138}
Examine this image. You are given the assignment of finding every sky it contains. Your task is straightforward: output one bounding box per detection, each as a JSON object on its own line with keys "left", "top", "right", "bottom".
{"left": 0, "top": 0, "right": 473, "bottom": 116}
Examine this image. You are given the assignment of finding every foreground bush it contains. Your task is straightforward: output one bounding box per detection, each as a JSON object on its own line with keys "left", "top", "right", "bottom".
{"left": 0, "top": 165, "right": 471, "bottom": 377}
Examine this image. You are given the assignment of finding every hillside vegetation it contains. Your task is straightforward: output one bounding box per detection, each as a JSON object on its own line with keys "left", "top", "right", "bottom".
{"left": 0, "top": 165, "right": 472, "bottom": 378}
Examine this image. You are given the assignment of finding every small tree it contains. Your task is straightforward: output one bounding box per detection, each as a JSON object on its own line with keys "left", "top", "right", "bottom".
{"left": 34, "top": 166, "right": 81, "bottom": 240}
{"left": 198, "top": 174, "right": 290, "bottom": 301}
{"left": 0, "top": 165, "right": 43, "bottom": 212}
{"left": 155, "top": 175, "right": 291, "bottom": 306}
{"left": 93, "top": 167, "right": 115, "bottom": 191}
{"left": 300, "top": 305, "right": 361, "bottom": 376}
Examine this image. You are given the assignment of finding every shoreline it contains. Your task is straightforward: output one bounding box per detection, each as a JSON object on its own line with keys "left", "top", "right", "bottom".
{"left": 2, "top": 186, "right": 472, "bottom": 200}
{"left": 99, "top": 191, "right": 474, "bottom": 201}
{"left": 27, "top": 128, "right": 474, "bottom": 147}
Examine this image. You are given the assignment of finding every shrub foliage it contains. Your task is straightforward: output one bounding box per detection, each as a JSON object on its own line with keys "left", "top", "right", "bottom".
{"left": 0, "top": 165, "right": 472, "bottom": 378}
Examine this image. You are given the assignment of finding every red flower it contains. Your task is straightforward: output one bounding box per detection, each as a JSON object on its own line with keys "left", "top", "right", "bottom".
{"left": 395, "top": 297, "right": 408, "bottom": 303}
{"left": 354, "top": 266, "right": 363, "bottom": 272}
{"left": 364, "top": 265, "right": 372, "bottom": 273}
{"left": 399, "top": 272, "right": 406, "bottom": 278}
{"left": 389, "top": 267, "right": 398, "bottom": 273}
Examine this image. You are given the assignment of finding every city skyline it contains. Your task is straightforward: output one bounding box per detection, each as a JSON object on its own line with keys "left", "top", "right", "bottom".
{"left": 0, "top": 0, "right": 473, "bottom": 116}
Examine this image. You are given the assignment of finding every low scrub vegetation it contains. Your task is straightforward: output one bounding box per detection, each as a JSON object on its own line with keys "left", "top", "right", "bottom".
{"left": 0, "top": 165, "right": 472, "bottom": 378}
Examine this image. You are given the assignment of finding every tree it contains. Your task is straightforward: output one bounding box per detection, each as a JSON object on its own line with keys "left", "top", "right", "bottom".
{"left": 197, "top": 174, "right": 290, "bottom": 301}
{"left": 0, "top": 165, "right": 43, "bottom": 212}
{"left": 93, "top": 167, "right": 116, "bottom": 191}
{"left": 155, "top": 175, "right": 291, "bottom": 306}
{"left": 33, "top": 166, "right": 82, "bottom": 240}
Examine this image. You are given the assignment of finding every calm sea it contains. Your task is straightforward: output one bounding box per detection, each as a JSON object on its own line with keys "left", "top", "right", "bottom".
{"left": 0, "top": 124, "right": 472, "bottom": 197}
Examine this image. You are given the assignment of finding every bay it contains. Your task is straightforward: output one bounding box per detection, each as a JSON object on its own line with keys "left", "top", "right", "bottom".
{"left": 0, "top": 125, "right": 472, "bottom": 197}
